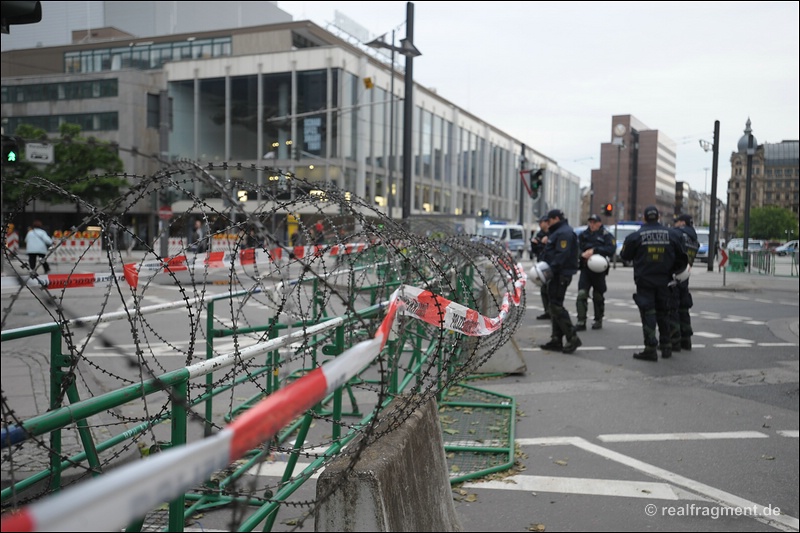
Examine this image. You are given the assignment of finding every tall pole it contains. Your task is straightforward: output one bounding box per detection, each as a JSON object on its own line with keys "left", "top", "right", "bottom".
{"left": 612, "top": 141, "right": 623, "bottom": 269}
{"left": 743, "top": 126, "right": 755, "bottom": 271}
{"left": 707, "top": 120, "right": 720, "bottom": 271}
{"left": 387, "top": 30, "right": 396, "bottom": 219}
{"left": 519, "top": 144, "right": 526, "bottom": 225}
{"left": 401, "top": 2, "right": 415, "bottom": 222}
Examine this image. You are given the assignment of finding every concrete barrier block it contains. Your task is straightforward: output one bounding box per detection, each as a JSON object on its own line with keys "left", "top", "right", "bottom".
{"left": 315, "top": 395, "right": 462, "bottom": 532}
{"left": 472, "top": 335, "right": 527, "bottom": 375}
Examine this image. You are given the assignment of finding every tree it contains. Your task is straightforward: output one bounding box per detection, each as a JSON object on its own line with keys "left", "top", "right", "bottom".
{"left": 3, "top": 123, "right": 126, "bottom": 212}
{"left": 738, "top": 206, "right": 799, "bottom": 241}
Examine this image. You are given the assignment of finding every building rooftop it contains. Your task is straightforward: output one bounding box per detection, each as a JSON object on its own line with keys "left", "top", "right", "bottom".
{"left": 764, "top": 140, "right": 799, "bottom": 167}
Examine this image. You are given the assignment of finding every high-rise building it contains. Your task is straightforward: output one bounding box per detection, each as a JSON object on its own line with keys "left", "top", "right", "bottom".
{"left": 590, "top": 114, "right": 677, "bottom": 223}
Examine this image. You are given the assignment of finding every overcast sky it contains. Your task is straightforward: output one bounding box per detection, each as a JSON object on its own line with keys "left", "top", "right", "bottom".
{"left": 278, "top": 1, "right": 799, "bottom": 200}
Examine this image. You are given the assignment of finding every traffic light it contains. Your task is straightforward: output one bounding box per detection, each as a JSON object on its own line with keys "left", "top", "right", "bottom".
{"left": 529, "top": 168, "right": 544, "bottom": 200}
{"left": 603, "top": 203, "right": 613, "bottom": 216}
{"left": 1, "top": 1, "right": 42, "bottom": 34}
{"left": 2, "top": 135, "right": 20, "bottom": 164}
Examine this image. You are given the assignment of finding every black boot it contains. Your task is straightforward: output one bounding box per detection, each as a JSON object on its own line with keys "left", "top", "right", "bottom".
{"left": 562, "top": 336, "right": 582, "bottom": 354}
{"left": 633, "top": 347, "right": 658, "bottom": 361}
{"left": 680, "top": 337, "right": 692, "bottom": 350}
{"left": 592, "top": 296, "right": 604, "bottom": 330}
{"left": 537, "top": 313, "right": 551, "bottom": 320}
{"left": 540, "top": 339, "right": 564, "bottom": 351}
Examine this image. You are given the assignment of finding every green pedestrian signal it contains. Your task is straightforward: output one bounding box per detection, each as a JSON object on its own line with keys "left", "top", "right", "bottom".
{"left": 2, "top": 135, "right": 21, "bottom": 164}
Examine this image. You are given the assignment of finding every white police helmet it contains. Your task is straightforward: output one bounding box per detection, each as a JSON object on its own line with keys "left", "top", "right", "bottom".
{"left": 587, "top": 255, "right": 609, "bottom": 273}
{"left": 529, "top": 261, "right": 553, "bottom": 286}
{"left": 673, "top": 265, "right": 691, "bottom": 282}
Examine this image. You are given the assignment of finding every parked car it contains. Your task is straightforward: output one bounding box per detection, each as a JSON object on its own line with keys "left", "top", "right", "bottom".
{"left": 726, "top": 238, "right": 766, "bottom": 252}
{"left": 774, "top": 239, "right": 798, "bottom": 256}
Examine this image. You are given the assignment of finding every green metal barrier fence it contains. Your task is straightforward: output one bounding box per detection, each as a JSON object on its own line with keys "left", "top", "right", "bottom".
{"left": 1, "top": 257, "right": 519, "bottom": 531}
{"left": 726, "top": 250, "right": 799, "bottom": 277}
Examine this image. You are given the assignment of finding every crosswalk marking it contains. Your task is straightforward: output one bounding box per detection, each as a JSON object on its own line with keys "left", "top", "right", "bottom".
{"left": 512, "top": 436, "right": 799, "bottom": 532}
{"left": 597, "top": 431, "right": 768, "bottom": 442}
{"left": 463, "top": 475, "right": 694, "bottom": 501}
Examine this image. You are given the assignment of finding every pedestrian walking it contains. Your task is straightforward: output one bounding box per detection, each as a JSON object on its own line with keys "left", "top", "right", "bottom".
{"left": 25, "top": 220, "right": 53, "bottom": 274}
{"left": 670, "top": 214, "right": 699, "bottom": 351}
{"left": 620, "top": 206, "right": 688, "bottom": 362}
{"left": 539, "top": 209, "right": 582, "bottom": 354}
{"left": 314, "top": 221, "right": 325, "bottom": 245}
{"left": 5, "top": 223, "right": 20, "bottom": 254}
{"left": 530, "top": 215, "right": 551, "bottom": 320}
{"left": 190, "top": 219, "right": 208, "bottom": 253}
{"left": 575, "top": 214, "right": 615, "bottom": 331}
{"left": 125, "top": 224, "right": 136, "bottom": 256}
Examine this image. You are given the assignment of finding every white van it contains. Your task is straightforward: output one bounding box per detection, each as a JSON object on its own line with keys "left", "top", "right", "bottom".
{"left": 694, "top": 227, "right": 711, "bottom": 263}
{"left": 608, "top": 222, "right": 642, "bottom": 266}
{"left": 476, "top": 222, "right": 526, "bottom": 257}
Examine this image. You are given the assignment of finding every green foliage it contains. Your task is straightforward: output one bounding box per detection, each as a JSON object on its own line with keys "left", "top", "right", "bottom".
{"left": 737, "top": 206, "right": 799, "bottom": 240}
{"left": 3, "top": 123, "right": 127, "bottom": 211}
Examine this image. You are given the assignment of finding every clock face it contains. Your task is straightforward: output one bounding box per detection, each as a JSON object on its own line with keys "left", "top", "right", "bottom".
{"left": 614, "top": 124, "right": 627, "bottom": 137}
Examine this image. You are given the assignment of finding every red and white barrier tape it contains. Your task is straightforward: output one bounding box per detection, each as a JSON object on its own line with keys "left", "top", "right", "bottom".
{"left": 1, "top": 266, "right": 525, "bottom": 532}
{"left": 1, "top": 243, "right": 371, "bottom": 290}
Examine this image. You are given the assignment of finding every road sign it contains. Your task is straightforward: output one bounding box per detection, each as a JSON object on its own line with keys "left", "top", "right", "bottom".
{"left": 24, "top": 142, "right": 54, "bottom": 164}
{"left": 157, "top": 206, "right": 173, "bottom": 220}
{"left": 719, "top": 247, "right": 728, "bottom": 268}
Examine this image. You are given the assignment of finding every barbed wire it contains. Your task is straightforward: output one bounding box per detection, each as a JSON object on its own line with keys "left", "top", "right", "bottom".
{"left": 1, "top": 160, "right": 525, "bottom": 530}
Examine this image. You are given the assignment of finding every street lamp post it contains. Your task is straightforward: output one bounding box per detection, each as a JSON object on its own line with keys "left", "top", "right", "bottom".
{"left": 737, "top": 119, "right": 757, "bottom": 272}
{"left": 388, "top": 30, "right": 396, "bottom": 220}
{"left": 366, "top": 3, "right": 421, "bottom": 222}
{"left": 401, "top": 2, "right": 417, "bottom": 223}
{"left": 700, "top": 120, "right": 720, "bottom": 271}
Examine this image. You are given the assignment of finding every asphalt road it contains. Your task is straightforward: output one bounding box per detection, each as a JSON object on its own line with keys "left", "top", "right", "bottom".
{"left": 453, "top": 258, "right": 799, "bottom": 532}
{"left": 2, "top": 256, "right": 797, "bottom": 532}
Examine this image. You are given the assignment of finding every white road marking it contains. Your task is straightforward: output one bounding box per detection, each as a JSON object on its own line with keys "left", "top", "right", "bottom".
{"left": 597, "top": 431, "right": 768, "bottom": 442}
{"left": 777, "top": 430, "right": 799, "bottom": 438}
{"left": 759, "top": 342, "right": 798, "bottom": 347}
{"left": 725, "top": 338, "right": 754, "bottom": 343}
{"left": 463, "top": 475, "right": 694, "bottom": 501}
{"left": 712, "top": 344, "right": 752, "bottom": 348}
{"left": 514, "top": 436, "right": 799, "bottom": 532}
{"left": 694, "top": 331, "right": 722, "bottom": 338}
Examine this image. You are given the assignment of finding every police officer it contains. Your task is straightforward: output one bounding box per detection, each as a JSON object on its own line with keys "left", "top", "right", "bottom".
{"left": 670, "top": 214, "right": 699, "bottom": 351}
{"left": 531, "top": 215, "right": 551, "bottom": 320}
{"left": 575, "top": 214, "right": 615, "bottom": 331}
{"left": 620, "top": 205, "right": 687, "bottom": 361}
{"left": 539, "top": 209, "right": 582, "bottom": 354}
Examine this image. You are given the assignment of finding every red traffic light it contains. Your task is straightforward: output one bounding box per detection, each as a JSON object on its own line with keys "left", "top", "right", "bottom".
{"left": 603, "top": 203, "right": 613, "bottom": 216}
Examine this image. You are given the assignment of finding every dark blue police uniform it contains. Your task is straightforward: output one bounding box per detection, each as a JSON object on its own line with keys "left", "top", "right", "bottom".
{"left": 620, "top": 206, "right": 688, "bottom": 361}
{"left": 576, "top": 215, "right": 616, "bottom": 330}
{"left": 539, "top": 209, "right": 581, "bottom": 354}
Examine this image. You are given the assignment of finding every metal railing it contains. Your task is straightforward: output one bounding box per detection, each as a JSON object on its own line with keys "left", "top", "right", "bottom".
{"left": 1, "top": 251, "right": 521, "bottom": 531}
